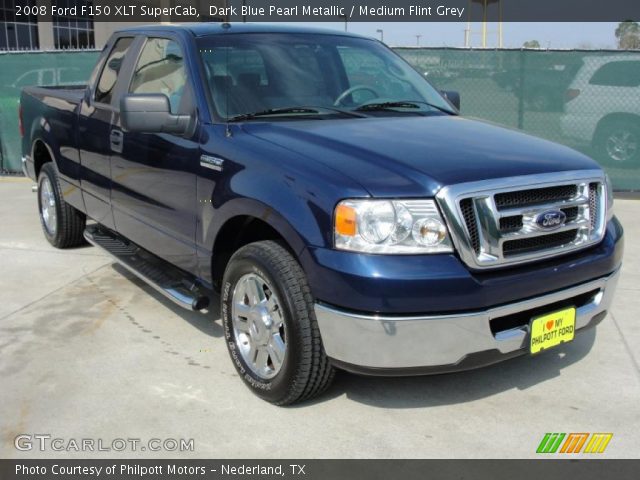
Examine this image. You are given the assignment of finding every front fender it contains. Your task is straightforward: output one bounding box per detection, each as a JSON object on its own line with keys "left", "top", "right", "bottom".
{"left": 203, "top": 196, "right": 310, "bottom": 258}
{"left": 195, "top": 124, "right": 369, "bottom": 284}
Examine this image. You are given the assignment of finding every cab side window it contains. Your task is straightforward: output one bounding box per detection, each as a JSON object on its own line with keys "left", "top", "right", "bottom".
{"left": 129, "top": 38, "right": 188, "bottom": 114}
{"left": 95, "top": 37, "right": 134, "bottom": 104}
{"left": 589, "top": 61, "right": 640, "bottom": 87}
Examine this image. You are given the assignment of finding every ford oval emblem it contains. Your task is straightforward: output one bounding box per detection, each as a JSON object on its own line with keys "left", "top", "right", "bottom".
{"left": 535, "top": 210, "right": 566, "bottom": 230}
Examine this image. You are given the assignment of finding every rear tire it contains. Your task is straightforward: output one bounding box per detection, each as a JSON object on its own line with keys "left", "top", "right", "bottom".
{"left": 37, "top": 162, "right": 86, "bottom": 248}
{"left": 221, "top": 241, "right": 335, "bottom": 405}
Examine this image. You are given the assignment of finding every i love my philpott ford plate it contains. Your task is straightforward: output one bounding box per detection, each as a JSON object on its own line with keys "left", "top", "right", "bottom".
{"left": 530, "top": 307, "right": 576, "bottom": 354}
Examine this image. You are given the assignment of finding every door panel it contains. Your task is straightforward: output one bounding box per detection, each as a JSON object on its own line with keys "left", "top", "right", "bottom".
{"left": 110, "top": 37, "right": 198, "bottom": 274}
{"left": 110, "top": 130, "right": 199, "bottom": 273}
{"left": 78, "top": 103, "right": 115, "bottom": 228}
{"left": 78, "top": 36, "right": 135, "bottom": 228}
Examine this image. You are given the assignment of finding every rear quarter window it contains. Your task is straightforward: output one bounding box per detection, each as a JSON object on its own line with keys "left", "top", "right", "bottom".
{"left": 589, "top": 60, "right": 640, "bottom": 87}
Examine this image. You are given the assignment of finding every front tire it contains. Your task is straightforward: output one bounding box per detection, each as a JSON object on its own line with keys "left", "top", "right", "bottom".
{"left": 222, "top": 241, "right": 335, "bottom": 405}
{"left": 37, "top": 162, "right": 86, "bottom": 248}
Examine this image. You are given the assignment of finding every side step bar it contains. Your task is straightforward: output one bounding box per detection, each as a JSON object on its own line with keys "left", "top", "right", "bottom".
{"left": 84, "top": 225, "right": 210, "bottom": 311}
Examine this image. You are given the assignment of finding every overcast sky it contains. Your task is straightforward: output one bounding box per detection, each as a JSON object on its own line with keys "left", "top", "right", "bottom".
{"left": 285, "top": 22, "right": 621, "bottom": 49}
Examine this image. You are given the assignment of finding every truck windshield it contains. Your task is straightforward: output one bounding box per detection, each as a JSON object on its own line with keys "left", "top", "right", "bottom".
{"left": 197, "top": 33, "right": 456, "bottom": 121}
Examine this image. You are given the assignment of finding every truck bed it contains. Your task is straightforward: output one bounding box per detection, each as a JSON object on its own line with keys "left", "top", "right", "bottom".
{"left": 20, "top": 84, "right": 87, "bottom": 183}
{"left": 22, "top": 84, "right": 86, "bottom": 103}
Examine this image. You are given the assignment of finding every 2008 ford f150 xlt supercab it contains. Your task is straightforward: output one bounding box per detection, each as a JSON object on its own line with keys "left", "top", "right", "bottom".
{"left": 20, "top": 24, "right": 623, "bottom": 405}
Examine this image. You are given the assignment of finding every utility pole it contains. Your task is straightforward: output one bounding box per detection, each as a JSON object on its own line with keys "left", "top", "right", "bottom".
{"left": 376, "top": 29, "right": 384, "bottom": 42}
{"left": 482, "top": 0, "right": 487, "bottom": 47}
{"left": 468, "top": 0, "right": 503, "bottom": 48}
{"left": 416, "top": 34, "right": 422, "bottom": 46}
{"left": 464, "top": 0, "right": 471, "bottom": 47}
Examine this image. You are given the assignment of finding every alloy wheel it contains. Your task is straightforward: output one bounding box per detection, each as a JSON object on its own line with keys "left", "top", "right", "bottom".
{"left": 231, "top": 273, "right": 286, "bottom": 380}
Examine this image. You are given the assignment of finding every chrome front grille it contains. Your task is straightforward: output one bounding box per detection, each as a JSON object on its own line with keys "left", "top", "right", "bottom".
{"left": 436, "top": 170, "right": 608, "bottom": 269}
{"left": 502, "top": 229, "right": 578, "bottom": 257}
{"left": 494, "top": 184, "right": 577, "bottom": 210}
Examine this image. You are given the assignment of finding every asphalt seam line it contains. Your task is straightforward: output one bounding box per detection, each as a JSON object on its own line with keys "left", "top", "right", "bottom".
{"left": 0, "top": 263, "right": 110, "bottom": 322}
{"left": 0, "top": 245, "right": 108, "bottom": 258}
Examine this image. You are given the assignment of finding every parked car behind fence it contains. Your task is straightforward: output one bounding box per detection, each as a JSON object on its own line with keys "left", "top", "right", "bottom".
{"left": 561, "top": 55, "right": 640, "bottom": 169}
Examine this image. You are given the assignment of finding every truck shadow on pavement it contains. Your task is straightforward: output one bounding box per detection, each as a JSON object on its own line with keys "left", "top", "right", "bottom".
{"left": 322, "top": 328, "right": 597, "bottom": 408}
{"left": 112, "top": 263, "right": 597, "bottom": 409}
{"left": 111, "top": 264, "right": 224, "bottom": 339}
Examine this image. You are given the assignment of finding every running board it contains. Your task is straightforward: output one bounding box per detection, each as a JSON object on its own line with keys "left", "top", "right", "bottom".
{"left": 84, "top": 225, "right": 210, "bottom": 311}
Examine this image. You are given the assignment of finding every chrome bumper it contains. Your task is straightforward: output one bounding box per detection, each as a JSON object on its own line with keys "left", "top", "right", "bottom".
{"left": 315, "top": 269, "right": 620, "bottom": 371}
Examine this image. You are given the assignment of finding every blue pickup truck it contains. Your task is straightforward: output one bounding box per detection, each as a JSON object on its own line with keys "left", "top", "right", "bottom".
{"left": 20, "top": 24, "right": 623, "bottom": 405}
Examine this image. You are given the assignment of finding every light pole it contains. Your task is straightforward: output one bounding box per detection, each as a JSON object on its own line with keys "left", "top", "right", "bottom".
{"left": 376, "top": 29, "right": 384, "bottom": 42}
{"left": 416, "top": 34, "right": 422, "bottom": 46}
{"left": 468, "top": 0, "right": 503, "bottom": 48}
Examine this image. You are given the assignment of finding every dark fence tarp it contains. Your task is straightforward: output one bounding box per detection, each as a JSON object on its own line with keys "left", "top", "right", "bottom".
{"left": 396, "top": 48, "right": 640, "bottom": 191}
{"left": 0, "top": 50, "right": 99, "bottom": 174}
{"left": 1, "top": 48, "right": 639, "bottom": 190}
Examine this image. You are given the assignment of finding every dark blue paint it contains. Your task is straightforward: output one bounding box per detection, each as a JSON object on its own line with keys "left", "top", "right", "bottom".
{"left": 243, "top": 115, "right": 601, "bottom": 197}
{"left": 20, "top": 24, "right": 623, "bottom": 317}
{"left": 301, "top": 218, "right": 623, "bottom": 314}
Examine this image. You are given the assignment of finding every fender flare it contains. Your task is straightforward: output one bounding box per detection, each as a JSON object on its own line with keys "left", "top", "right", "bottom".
{"left": 204, "top": 197, "right": 311, "bottom": 259}
{"left": 30, "top": 136, "right": 58, "bottom": 177}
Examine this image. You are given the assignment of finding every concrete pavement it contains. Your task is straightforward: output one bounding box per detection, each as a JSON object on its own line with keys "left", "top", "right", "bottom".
{"left": 1, "top": 176, "right": 639, "bottom": 458}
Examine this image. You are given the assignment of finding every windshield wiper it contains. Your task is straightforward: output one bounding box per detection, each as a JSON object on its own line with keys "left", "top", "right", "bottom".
{"left": 228, "top": 106, "right": 366, "bottom": 122}
{"left": 355, "top": 100, "right": 457, "bottom": 115}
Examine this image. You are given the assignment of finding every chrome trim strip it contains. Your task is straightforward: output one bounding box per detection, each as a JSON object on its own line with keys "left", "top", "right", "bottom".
{"left": 436, "top": 170, "right": 607, "bottom": 270}
{"left": 315, "top": 269, "right": 619, "bottom": 369}
{"left": 200, "top": 154, "right": 224, "bottom": 171}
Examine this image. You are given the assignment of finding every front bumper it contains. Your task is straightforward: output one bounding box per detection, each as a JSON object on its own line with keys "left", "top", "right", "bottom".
{"left": 301, "top": 218, "right": 623, "bottom": 314}
{"left": 315, "top": 268, "right": 620, "bottom": 374}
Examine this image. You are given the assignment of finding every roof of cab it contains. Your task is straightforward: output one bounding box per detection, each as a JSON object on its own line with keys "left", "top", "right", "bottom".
{"left": 115, "top": 22, "right": 371, "bottom": 39}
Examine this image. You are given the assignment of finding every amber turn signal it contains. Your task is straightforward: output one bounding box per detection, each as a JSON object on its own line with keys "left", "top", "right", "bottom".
{"left": 335, "top": 204, "right": 357, "bottom": 236}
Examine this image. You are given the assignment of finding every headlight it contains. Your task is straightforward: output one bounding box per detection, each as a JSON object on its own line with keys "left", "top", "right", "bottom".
{"left": 605, "top": 174, "right": 614, "bottom": 221}
{"left": 334, "top": 199, "right": 453, "bottom": 254}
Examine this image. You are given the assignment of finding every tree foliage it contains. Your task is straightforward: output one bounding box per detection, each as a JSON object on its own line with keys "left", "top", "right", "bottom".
{"left": 615, "top": 20, "right": 640, "bottom": 49}
{"left": 523, "top": 40, "right": 541, "bottom": 49}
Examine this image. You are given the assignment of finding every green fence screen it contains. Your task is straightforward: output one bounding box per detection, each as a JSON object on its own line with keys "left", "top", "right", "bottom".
{"left": 1, "top": 48, "right": 639, "bottom": 191}
{"left": 397, "top": 48, "right": 640, "bottom": 192}
{"left": 0, "top": 50, "right": 100, "bottom": 174}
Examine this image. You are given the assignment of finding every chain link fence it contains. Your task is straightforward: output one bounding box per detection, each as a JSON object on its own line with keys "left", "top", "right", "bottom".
{"left": 396, "top": 48, "right": 640, "bottom": 191}
{"left": 1, "top": 47, "right": 639, "bottom": 190}
{"left": 0, "top": 49, "right": 100, "bottom": 174}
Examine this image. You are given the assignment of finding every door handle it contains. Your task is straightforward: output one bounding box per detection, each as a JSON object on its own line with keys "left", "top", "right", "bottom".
{"left": 110, "top": 129, "right": 123, "bottom": 153}
{"left": 110, "top": 130, "right": 123, "bottom": 143}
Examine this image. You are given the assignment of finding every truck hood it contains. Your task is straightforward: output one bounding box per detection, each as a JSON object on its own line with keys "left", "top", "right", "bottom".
{"left": 243, "top": 115, "right": 600, "bottom": 197}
